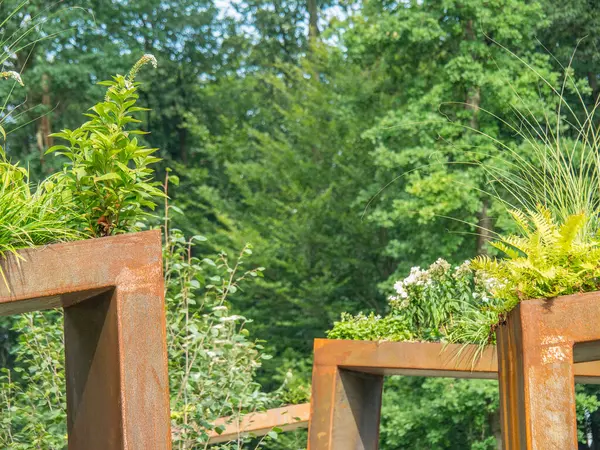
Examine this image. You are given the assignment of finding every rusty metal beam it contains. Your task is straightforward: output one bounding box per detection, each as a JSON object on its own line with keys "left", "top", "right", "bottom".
{"left": 308, "top": 339, "right": 499, "bottom": 450}
{"left": 207, "top": 403, "right": 310, "bottom": 444}
{"left": 308, "top": 338, "right": 600, "bottom": 450}
{"left": 496, "top": 291, "right": 600, "bottom": 450}
{"left": 0, "top": 231, "right": 171, "bottom": 450}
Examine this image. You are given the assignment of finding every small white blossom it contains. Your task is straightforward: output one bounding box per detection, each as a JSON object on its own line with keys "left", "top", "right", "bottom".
{"left": 429, "top": 258, "right": 451, "bottom": 276}
{"left": 403, "top": 266, "right": 427, "bottom": 286}
{"left": 453, "top": 259, "right": 473, "bottom": 278}
{"left": 128, "top": 53, "right": 158, "bottom": 81}
{"left": 212, "top": 305, "right": 228, "bottom": 311}
{"left": 219, "top": 315, "right": 244, "bottom": 322}
{"left": 393, "top": 280, "right": 409, "bottom": 298}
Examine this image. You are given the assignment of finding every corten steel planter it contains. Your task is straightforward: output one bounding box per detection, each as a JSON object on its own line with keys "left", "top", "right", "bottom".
{"left": 308, "top": 338, "right": 600, "bottom": 450}
{"left": 496, "top": 291, "right": 600, "bottom": 450}
{"left": 207, "top": 403, "right": 310, "bottom": 444}
{"left": 0, "top": 230, "right": 171, "bottom": 450}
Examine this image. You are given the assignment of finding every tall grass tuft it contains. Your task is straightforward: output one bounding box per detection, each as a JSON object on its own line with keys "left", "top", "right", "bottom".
{"left": 0, "top": 150, "right": 81, "bottom": 284}
{"left": 444, "top": 47, "right": 600, "bottom": 348}
{"left": 464, "top": 47, "right": 600, "bottom": 238}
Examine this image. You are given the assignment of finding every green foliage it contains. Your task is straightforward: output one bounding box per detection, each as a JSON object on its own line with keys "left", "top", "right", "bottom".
{"left": 576, "top": 385, "right": 600, "bottom": 445}
{"left": 380, "top": 377, "right": 500, "bottom": 450}
{"left": 172, "top": 47, "right": 390, "bottom": 363}
{"left": 327, "top": 312, "right": 413, "bottom": 342}
{"left": 48, "top": 55, "right": 162, "bottom": 237}
{"left": 165, "top": 224, "right": 273, "bottom": 448}
{"left": 0, "top": 153, "right": 80, "bottom": 281}
{"left": 328, "top": 258, "right": 493, "bottom": 345}
{"left": 269, "top": 350, "right": 312, "bottom": 406}
{"left": 473, "top": 207, "right": 600, "bottom": 309}
{"left": 0, "top": 312, "right": 66, "bottom": 449}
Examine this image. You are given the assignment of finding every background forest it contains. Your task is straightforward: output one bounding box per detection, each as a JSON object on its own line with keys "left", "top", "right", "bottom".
{"left": 2, "top": 0, "right": 600, "bottom": 448}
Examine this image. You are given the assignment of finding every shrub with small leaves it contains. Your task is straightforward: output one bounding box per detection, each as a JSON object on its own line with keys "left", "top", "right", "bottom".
{"left": 328, "top": 258, "right": 492, "bottom": 343}
{"left": 327, "top": 312, "right": 413, "bottom": 342}
{"left": 0, "top": 312, "right": 66, "bottom": 449}
{"left": 164, "top": 221, "right": 277, "bottom": 449}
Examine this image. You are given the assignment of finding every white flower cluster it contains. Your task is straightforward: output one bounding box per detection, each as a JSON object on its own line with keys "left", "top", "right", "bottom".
{"left": 475, "top": 272, "right": 505, "bottom": 292}
{"left": 429, "top": 257, "right": 451, "bottom": 276}
{"left": 453, "top": 260, "right": 472, "bottom": 278}
{"left": 127, "top": 53, "right": 158, "bottom": 83}
{"left": 389, "top": 266, "right": 431, "bottom": 308}
{"left": 472, "top": 291, "right": 491, "bottom": 303}
{"left": 404, "top": 266, "right": 428, "bottom": 286}
{"left": 388, "top": 258, "right": 484, "bottom": 310}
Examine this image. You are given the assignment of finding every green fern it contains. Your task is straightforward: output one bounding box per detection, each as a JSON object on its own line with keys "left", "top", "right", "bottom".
{"left": 446, "top": 207, "right": 600, "bottom": 348}
{"left": 472, "top": 206, "right": 600, "bottom": 310}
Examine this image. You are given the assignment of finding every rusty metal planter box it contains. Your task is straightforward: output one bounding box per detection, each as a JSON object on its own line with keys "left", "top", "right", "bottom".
{"left": 497, "top": 291, "right": 600, "bottom": 450}
{"left": 0, "top": 230, "right": 171, "bottom": 450}
{"left": 308, "top": 338, "right": 600, "bottom": 450}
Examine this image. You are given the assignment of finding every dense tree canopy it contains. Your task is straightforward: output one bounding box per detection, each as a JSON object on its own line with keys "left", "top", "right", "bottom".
{"left": 2, "top": 0, "right": 600, "bottom": 447}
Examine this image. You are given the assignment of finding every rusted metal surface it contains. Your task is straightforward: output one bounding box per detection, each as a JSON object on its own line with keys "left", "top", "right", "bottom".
{"left": 0, "top": 230, "right": 171, "bottom": 450}
{"left": 309, "top": 338, "right": 600, "bottom": 450}
{"left": 207, "top": 403, "right": 310, "bottom": 444}
{"left": 308, "top": 339, "right": 498, "bottom": 450}
{"left": 496, "top": 291, "right": 600, "bottom": 450}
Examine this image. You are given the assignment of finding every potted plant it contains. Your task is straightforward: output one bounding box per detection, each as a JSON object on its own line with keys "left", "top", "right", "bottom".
{"left": 0, "top": 55, "right": 171, "bottom": 450}
{"left": 469, "top": 207, "right": 600, "bottom": 449}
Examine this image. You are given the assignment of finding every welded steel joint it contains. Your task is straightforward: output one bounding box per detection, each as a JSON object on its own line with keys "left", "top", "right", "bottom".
{"left": 497, "top": 292, "right": 600, "bottom": 450}
{"left": 0, "top": 230, "right": 171, "bottom": 450}
{"left": 307, "top": 339, "right": 497, "bottom": 450}
{"left": 309, "top": 337, "right": 600, "bottom": 450}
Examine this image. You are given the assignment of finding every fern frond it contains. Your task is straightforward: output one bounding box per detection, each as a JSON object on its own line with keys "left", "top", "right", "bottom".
{"left": 529, "top": 205, "right": 558, "bottom": 247}
{"left": 557, "top": 213, "right": 585, "bottom": 251}
{"left": 490, "top": 241, "right": 521, "bottom": 260}
{"left": 508, "top": 208, "right": 531, "bottom": 234}
{"left": 500, "top": 235, "right": 530, "bottom": 254}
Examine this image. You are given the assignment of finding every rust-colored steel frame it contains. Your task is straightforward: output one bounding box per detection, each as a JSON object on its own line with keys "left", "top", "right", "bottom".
{"left": 308, "top": 338, "right": 600, "bottom": 450}
{"left": 497, "top": 291, "right": 600, "bottom": 450}
{"left": 207, "top": 403, "right": 310, "bottom": 444}
{"left": 0, "top": 230, "right": 171, "bottom": 450}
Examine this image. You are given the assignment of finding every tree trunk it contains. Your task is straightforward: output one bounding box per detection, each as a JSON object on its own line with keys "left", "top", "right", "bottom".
{"left": 477, "top": 198, "right": 493, "bottom": 254}
{"left": 178, "top": 125, "right": 188, "bottom": 163}
{"left": 588, "top": 71, "right": 599, "bottom": 105}
{"left": 463, "top": 18, "right": 491, "bottom": 252}
{"left": 465, "top": 86, "right": 481, "bottom": 128}
{"left": 308, "top": 0, "right": 319, "bottom": 42}
{"left": 36, "top": 73, "right": 53, "bottom": 171}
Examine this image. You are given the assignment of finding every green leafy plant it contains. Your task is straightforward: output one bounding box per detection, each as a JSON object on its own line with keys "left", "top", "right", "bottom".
{"left": 47, "top": 54, "right": 162, "bottom": 237}
{"left": 165, "top": 226, "right": 274, "bottom": 449}
{"left": 327, "top": 312, "right": 413, "bottom": 342}
{"left": 328, "top": 258, "right": 493, "bottom": 344}
{"left": 474, "top": 206, "right": 600, "bottom": 308}
{"left": 0, "top": 311, "right": 66, "bottom": 449}
{"left": 444, "top": 206, "right": 600, "bottom": 348}
{"left": 0, "top": 152, "right": 81, "bottom": 283}
{"left": 477, "top": 207, "right": 600, "bottom": 301}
